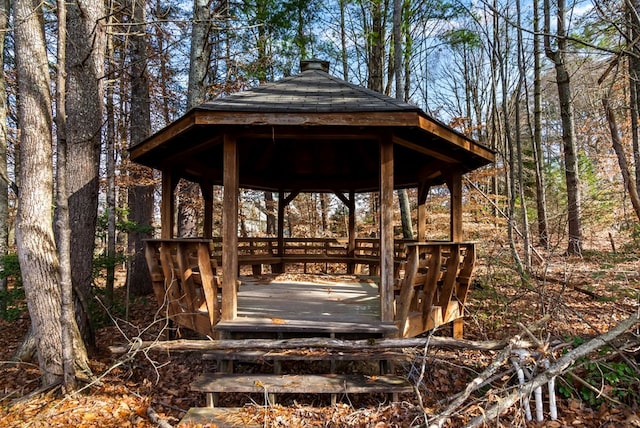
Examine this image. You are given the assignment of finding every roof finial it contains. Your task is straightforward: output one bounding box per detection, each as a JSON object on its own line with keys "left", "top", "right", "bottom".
{"left": 300, "top": 58, "right": 329, "bottom": 73}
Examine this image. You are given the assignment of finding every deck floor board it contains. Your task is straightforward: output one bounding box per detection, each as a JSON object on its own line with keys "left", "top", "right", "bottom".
{"left": 216, "top": 275, "right": 397, "bottom": 334}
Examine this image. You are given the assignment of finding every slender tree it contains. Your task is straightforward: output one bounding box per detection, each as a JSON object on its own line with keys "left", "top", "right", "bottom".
{"left": 65, "top": 0, "right": 106, "bottom": 349}
{"left": 127, "top": 0, "right": 154, "bottom": 295}
{"left": 532, "top": 0, "right": 549, "bottom": 248}
{"left": 178, "top": 0, "right": 214, "bottom": 238}
{"left": 393, "top": 0, "right": 413, "bottom": 239}
{"left": 0, "top": 0, "right": 9, "bottom": 317}
{"left": 544, "top": 0, "right": 583, "bottom": 255}
{"left": 628, "top": 0, "right": 640, "bottom": 195}
{"left": 14, "top": 0, "right": 90, "bottom": 387}
{"left": 104, "top": 1, "right": 118, "bottom": 306}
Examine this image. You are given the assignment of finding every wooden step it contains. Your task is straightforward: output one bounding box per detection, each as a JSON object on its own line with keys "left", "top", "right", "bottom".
{"left": 178, "top": 407, "right": 260, "bottom": 428}
{"left": 191, "top": 373, "right": 413, "bottom": 395}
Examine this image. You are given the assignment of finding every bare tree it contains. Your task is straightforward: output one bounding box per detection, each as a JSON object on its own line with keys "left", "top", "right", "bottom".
{"left": 393, "top": 0, "right": 413, "bottom": 239}
{"left": 544, "top": 0, "right": 583, "bottom": 255}
{"left": 127, "top": 0, "right": 154, "bottom": 295}
{"left": 65, "top": 0, "right": 106, "bottom": 349}
{"left": 14, "top": 0, "right": 90, "bottom": 387}
{"left": 178, "top": 0, "right": 214, "bottom": 238}
{"left": 0, "top": 0, "right": 9, "bottom": 317}
{"left": 532, "top": 0, "right": 549, "bottom": 248}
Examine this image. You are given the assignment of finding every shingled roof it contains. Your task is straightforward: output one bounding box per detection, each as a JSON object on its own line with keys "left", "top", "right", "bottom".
{"left": 198, "top": 68, "right": 420, "bottom": 113}
{"left": 129, "top": 59, "right": 494, "bottom": 193}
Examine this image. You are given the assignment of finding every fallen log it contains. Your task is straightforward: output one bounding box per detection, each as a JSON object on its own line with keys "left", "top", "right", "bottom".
{"left": 109, "top": 335, "right": 534, "bottom": 356}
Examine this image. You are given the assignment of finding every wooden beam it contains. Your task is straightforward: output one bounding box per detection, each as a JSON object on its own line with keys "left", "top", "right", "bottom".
{"left": 194, "top": 110, "right": 422, "bottom": 128}
{"left": 446, "top": 171, "right": 463, "bottom": 241}
{"left": 222, "top": 134, "right": 238, "bottom": 321}
{"left": 129, "top": 113, "right": 196, "bottom": 161}
{"left": 379, "top": 137, "right": 394, "bottom": 324}
{"left": 392, "top": 134, "right": 460, "bottom": 164}
{"left": 417, "top": 115, "right": 495, "bottom": 162}
{"left": 161, "top": 170, "right": 177, "bottom": 239}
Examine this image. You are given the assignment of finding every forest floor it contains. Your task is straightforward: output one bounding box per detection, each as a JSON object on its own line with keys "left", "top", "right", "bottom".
{"left": 0, "top": 242, "right": 639, "bottom": 427}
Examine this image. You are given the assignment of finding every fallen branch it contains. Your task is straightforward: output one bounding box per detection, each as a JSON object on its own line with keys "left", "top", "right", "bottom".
{"left": 109, "top": 336, "right": 534, "bottom": 355}
{"left": 427, "top": 340, "right": 516, "bottom": 428}
{"left": 534, "top": 274, "right": 601, "bottom": 299}
{"left": 464, "top": 313, "right": 640, "bottom": 428}
{"left": 147, "top": 404, "right": 172, "bottom": 428}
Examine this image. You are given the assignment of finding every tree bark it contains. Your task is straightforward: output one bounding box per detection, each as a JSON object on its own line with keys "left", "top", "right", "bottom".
{"left": 628, "top": 0, "right": 640, "bottom": 196}
{"left": 127, "top": 0, "right": 154, "bottom": 296}
{"left": 0, "top": 0, "right": 9, "bottom": 317}
{"left": 544, "top": 0, "right": 583, "bottom": 255}
{"left": 178, "top": 0, "right": 214, "bottom": 238}
{"left": 532, "top": 0, "right": 549, "bottom": 249}
{"left": 603, "top": 97, "right": 640, "bottom": 220}
{"left": 15, "top": 0, "right": 65, "bottom": 387}
{"left": 105, "top": 6, "right": 117, "bottom": 307}
{"left": 65, "top": 0, "right": 106, "bottom": 350}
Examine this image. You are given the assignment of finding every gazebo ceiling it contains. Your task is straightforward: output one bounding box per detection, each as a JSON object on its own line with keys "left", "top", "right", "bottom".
{"left": 129, "top": 60, "right": 494, "bottom": 193}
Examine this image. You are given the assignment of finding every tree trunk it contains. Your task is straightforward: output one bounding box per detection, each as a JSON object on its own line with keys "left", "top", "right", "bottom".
{"left": 628, "top": 0, "right": 640, "bottom": 196}
{"left": 393, "top": 0, "right": 413, "bottom": 240}
{"left": 265, "top": 192, "right": 276, "bottom": 235}
{"left": 65, "top": 0, "right": 106, "bottom": 350}
{"left": 339, "top": 0, "right": 349, "bottom": 81}
{"left": 366, "top": 0, "right": 385, "bottom": 93}
{"left": 544, "top": 0, "right": 583, "bottom": 255}
{"left": 603, "top": 97, "right": 640, "bottom": 220}
{"left": 178, "top": 0, "right": 214, "bottom": 238}
{"left": 105, "top": 7, "right": 117, "bottom": 307}
{"left": 55, "top": 0, "right": 77, "bottom": 392}
{"left": 127, "top": 0, "right": 154, "bottom": 296}
{"left": 532, "top": 0, "right": 549, "bottom": 249}
{"left": 515, "top": 0, "right": 531, "bottom": 270}
{"left": 0, "top": 0, "right": 8, "bottom": 317}
{"left": 15, "top": 0, "right": 65, "bottom": 387}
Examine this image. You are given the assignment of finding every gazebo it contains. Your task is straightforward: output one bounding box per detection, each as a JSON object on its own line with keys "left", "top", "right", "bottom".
{"left": 130, "top": 59, "right": 494, "bottom": 340}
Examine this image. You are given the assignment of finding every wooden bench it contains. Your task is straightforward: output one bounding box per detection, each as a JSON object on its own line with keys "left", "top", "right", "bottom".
{"left": 209, "top": 237, "right": 414, "bottom": 276}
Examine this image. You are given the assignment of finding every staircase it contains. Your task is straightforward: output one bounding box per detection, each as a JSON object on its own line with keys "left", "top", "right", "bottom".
{"left": 178, "top": 336, "right": 414, "bottom": 427}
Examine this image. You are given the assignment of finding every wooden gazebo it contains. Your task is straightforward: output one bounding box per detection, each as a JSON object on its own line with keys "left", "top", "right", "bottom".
{"left": 130, "top": 59, "right": 494, "bottom": 340}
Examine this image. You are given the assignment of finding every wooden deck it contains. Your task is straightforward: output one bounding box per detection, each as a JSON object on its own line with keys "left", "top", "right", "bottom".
{"left": 216, "top": 276, "right": 397, "bottom": 336}
{"left": 144, "top": 238, "right": 476, "bottom": 339}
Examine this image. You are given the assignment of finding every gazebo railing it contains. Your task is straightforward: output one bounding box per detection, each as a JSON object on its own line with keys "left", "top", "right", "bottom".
{"left": 143, "top": 238, "right": 475, "bottom": 338}
{"left": 395, "top": 242, "right": 476, "bottom": 338}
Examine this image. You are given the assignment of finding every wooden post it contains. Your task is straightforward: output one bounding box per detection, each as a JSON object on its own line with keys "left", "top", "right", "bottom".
{"left": 201, "top": 181, "right": 214, "bottom": 239}
{"left": 222, "top": 134, "right": 238, "bottom": 321}
{"left": 417, "top": 182, "right": 430, "bottom": 242}
{"left": 161, "top": 170, "right": 177, "bottom": 239}
{"left": 379, "top": 138, "right": 394, "bottom": 323}
{"left": 447, "top": 171, "right": 463, "bottom": 242}
{"left": 446, "top": 171, "right": 464, "bottom": 338}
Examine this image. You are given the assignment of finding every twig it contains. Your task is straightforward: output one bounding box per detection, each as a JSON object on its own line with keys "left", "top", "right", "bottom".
{"left": 147, "top": 404, "right": 173, "bottom": 428}
{"left": 427, "top": 340, "right": 516, "bottom": 428}
{"left": 566, "top": 370, "right": 623, "bottom": 406}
